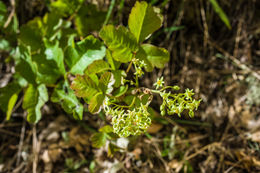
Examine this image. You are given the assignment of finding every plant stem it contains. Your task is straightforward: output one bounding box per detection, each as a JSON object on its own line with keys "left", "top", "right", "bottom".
{"left": 160, "top": 86, "right": 175, "bottom": 91}
{"left": 151, "top": 89, "right": 161, "bottom": 94}
{"left": 109, "top": 96, "right": 136, "bottom": 109}
{"left": 126, "top": 61, "right": 133, "bottom": 74}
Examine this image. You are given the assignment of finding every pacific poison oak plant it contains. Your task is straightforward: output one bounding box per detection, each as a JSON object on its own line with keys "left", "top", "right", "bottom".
{"left": 0, "top": 1, "right": 201, "bottom": 145}
{"left": 70, "top": 1, "right": 201, "bottom": 138}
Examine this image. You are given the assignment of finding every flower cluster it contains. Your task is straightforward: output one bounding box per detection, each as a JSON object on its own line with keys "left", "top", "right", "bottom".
{"left": 159, "top": 88, "right": 201, "bottom": 117}
{"left": 102, "top": 76, "right": 201, "bottom": 137}
{"left": 104, "top": 103, "right": 151, "bottom": 137}
{"left": 154, "top": 77, "right": 201, "bottom": 117}
{"left": 132, "top": 58, "right": 146, "bottom": 77}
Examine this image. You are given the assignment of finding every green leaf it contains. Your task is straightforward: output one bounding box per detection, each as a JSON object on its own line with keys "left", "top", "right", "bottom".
{"left": 65, "top": 35, "right": 106, "bottom": 75}
{"left": 0, "top": 39, "right": 11, "bottom": 51}
{"left": 152, "top": 26, "right": 185, "bottom": 39}
{"left": 99, "top": 25, "right": 138, "bottom": 63}
{"left": 98, "top": 72, "right": 115, "bottom": 94}
{"left": 106, "top": 49, "right": 115, "bottom": 70}
{"left": 106, "top": 49, "right": 121, "bottom": 70}
{"left": 13, "top": 74, "right": 28, "bottom": 88}
{"left": 15, "top": 59, "right": 37, "bottom": 84}
{"left": 51, "top": 80, "right": 83, "bottom": 120}
{"left": 50, "top": 0, "right": 84, "bottom": 17}
{"left": 32, "top": 53, "right": 61, "bottom": 85}
{"left": 136, "top": 46, "right": 153, "bottom": 72}
{"left": 88, "top": 92, "right": 105, "bottom": 114}
{"left": 23, "top": 84, "right": 49, "bottom": 123}
{"left": 112, "top": 70, "right": 122, "bottom": 88}
{"left": 114, "top": 70, "right": 126, "bottom": 88}
{"left": 42, "top": 12, "right": 64, "bottom": 40}
{"left": 163, "top": 26, "right": 185, "bottom": 33}
{"left": 0, "top": 1, "right": 6, "bottom": 13}
{"left": 128, "top": 1, "right": 163, "bottom": 43}
{"left": 6, "top": 13, "right": 18, "bottom": 33}
{"left": 87, "top": 73, "right": 99, "bottom": 86}
{"left": 0, "top": 1, "right": 7, "bottom": 27}
{"left": 59, "top": 30, "right": 77, "bottom": 49}
{"left": 44, "top": 39, "right": 65, "bottom": 74}
{"left": 19, "top": 18, "right": 43, "bottom": 51}
{"left": 99, "top": 125, "right": 114, "bottom": 133}
{"left": 70, "top": 74, "right": 99, "bottom": 101}
{"left": 108, "top": 142, "right": 121, "bottom": 157}
{"left": 0, "top": 82, "right": 21, "bottom": 114}
{"left": 123, "top": 95, "right": 135, "bottom": 106}
{"left": 113, "top": 85, "right": 128, "bottom": 97}
{"left": 141, "top": 44, "right": 169, "bottom": 68}
{"left": 86, "top": 60, "right": 111, "bottom": 74}
{"left": 103, "top": 0, "right": 116, "bottom": 25}
{"left": 6, "top": 93, "right": 19, "bottom": 121}
{"left": 209, "top": 0, "right": 231, "bottom": 29}
{"left": 75, "top": 4, "right": 106, "bottom": 36}
{"left": 15, "top": 45, "right": 37, "bottom": 84}
{"left": 91, "top": 132, "right": 107, "bottom": 148}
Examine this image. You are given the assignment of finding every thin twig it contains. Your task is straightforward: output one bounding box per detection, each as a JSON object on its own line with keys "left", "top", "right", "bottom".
{"left": 32, "top": 124, "right": 38, "bottom": 173}
{"left": 103, "top": 0, "right": 116, "bottom": 25}
{"left": 12, "top": 96, "right": 24, "bottom": 115}
{"left": 185, "top": 142, "right": 221, "bottom": 161}
{"left": 163, "top": 116, "right": 187, "bottom": 133}
{"left": 0, "top": 122, "right": 22, "bottom": 128}
{"left": 224, "top": 159, "right": 245, "bottom": 173}
{"left": 4, "top": 0, "right": 15, "bottom": 28}
{"left": 16, "top": 112, "right": 26, "bottom": 166}
{"left": 151, "top": 142, "right": 171, "bottom": 173}
{"left": 233, "top": 19, "right": 243, "bottom": 58}
{"left": 200, "top": 0, "right": 209, "bottom": 49}
{"left": 165, "top": 0, "right": 186, "bottom": 51}
{"left": 126, "top": 60, "right": 133, "bottom": 74}
{"left": 0, "top": 128, "right": 20, "bottom": 137}
{"left": 13, "top": 162, "right": 26, "bottom": 173}
{"left": 208, "top": 40, "right": 260, "bottom": 80}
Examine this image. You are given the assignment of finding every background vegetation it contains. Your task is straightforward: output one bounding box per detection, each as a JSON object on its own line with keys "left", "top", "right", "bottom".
{"left": 0, "top": 0, "right": 260, "bottom": 172}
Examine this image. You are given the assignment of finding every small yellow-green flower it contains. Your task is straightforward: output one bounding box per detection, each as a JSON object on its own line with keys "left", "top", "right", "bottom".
{"left": 134, "top": 67, "right": 144, "bottom": 77}
{"left": 184, "top": 88, "right": 194, "bottom": 99}
{"left": 154, "top": 77, "right": 164, "bottom": 89}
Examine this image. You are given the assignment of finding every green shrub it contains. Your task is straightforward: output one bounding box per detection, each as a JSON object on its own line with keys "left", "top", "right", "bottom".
{"left": 0, "top": 1, "right": 201, "bottom": 145}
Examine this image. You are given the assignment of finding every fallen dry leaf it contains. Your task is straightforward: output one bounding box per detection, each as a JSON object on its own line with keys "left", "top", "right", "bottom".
{"left": 67, "top": 127, "right": 90, "bottom": 152}
{"left": 41, "top": 150, "right": 50, "bottom": 163}
{"left": 168, "top": 159, "right": 183, "bottom": 172}
{"left": 235, "top": 150, "right": 253, "bottom": 171}
{"left": 241, "top": 110, "right": 252, "bottom": 127}
{"left": 48, "top": 144, "right": 62, "bottom": 162}
{"left": 132, "top": 148, "right": 142, "bottom": 159}
{"left": 46, "top": 131, "right": 60, "bottom": 142}
{"left": 252, "top": 157, "right": 260, "bottom": 167}
{"left": 250, "top": 131, "right": 260, "bottom": 142}
{"left": 41, "top": 150, "right": 53, "bottom": 173}
{"left": 147, "top": 123, "right": 163, "bottom": 134}
{"left": 0, "top": 164, "right": 3, "bottom": 172}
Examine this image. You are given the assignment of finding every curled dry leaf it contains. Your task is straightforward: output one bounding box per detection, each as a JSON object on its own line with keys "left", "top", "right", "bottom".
{"left": 250, "top": 131, "right": 260, "bottom": 143}
{"left": 132, "top": 148, "right": 142, "bottom": 159}
{"left": 147, "top": 123, "right": 163, "bottom": 134}
{"left": 48, "top": 144, "right": 62, "bottom": 162}
{"left": 168, "top": 159, "right": 183, "bottom": 172}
